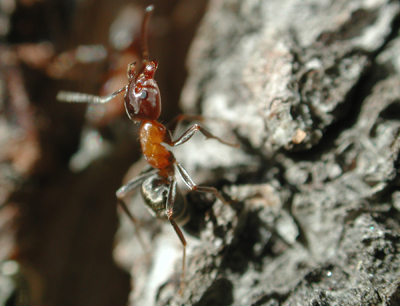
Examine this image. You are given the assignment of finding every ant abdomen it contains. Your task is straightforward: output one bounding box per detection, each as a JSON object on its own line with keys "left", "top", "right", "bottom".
{"left": 141, "top": 174, "right": 189, "bottom": 225}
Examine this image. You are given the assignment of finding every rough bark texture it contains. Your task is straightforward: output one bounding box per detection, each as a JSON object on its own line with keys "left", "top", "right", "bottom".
{"left": 1, "top": 0, "right": 400, "bottom": 306}
{"left": 115, "top": 0, "right": 400, "bottom": 305}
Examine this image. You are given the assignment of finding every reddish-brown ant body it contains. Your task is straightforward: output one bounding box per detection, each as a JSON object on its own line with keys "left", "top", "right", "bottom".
{"left": 57, "top": 5, "right": 236, "bottom": 291}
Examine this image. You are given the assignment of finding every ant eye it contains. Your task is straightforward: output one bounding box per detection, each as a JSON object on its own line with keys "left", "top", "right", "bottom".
{"left": 134, "top": 90, "right": 148, "bottom": 100}
{"left": 138, "top": 90, "right": 148, "bottom": 100}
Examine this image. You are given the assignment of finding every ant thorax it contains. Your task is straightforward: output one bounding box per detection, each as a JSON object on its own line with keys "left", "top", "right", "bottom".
{"left": 140, "top": 120, "right": 171, "bottom": 170}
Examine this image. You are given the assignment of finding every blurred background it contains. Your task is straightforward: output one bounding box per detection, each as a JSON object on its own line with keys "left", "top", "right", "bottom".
{"left": 0, "top": 0, "right": 208, "bottom": 305}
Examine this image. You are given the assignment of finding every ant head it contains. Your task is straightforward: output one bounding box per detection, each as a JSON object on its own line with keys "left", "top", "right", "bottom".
{"left": 124, "top": 60, "right": 161, "bottom": 121}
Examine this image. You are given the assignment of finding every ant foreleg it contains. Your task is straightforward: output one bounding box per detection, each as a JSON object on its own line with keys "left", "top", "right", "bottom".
{"left": 165, "top": 178, "right": 187, "bottom": 294}
{"left": 141, "top": 5, "right": 154, "bottom": 63}
{"left": 164, "top": 123, "right": 238, "bottom": 148}
{"left": 56, "top": 86, "right": 126, "bottom": 103}
{"left": 174, "top": 161, "right": 228, "bottom": 205}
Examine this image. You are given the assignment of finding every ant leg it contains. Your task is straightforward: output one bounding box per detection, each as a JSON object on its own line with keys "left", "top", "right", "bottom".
{"left": 141, "top": 5, "right": 155, "bottom": 63}
{"left": 165, "top": 178, "right": 178, "bottom": 217}
{"left": 164, "top": 123, "right": 239, "bottom": 148}
{"left": 116, "top": 168, "right": 157, "bottom": 199}
{"left": 56, "top": 86, "right": 126, "bottom": 103}
{"left": 166, "top": 178, "right": 187, "bottom": 294}
{"left": 116, "top": 170, "right": 156, "bottom": 251}
{"left": 166, "top": 114, "right": 205, "bottom": 133}
{"left": 174, "top": 161, "right": 228, "bottom": 205}
{"left": 169, "top": 217, "right": 187, "bottom": 295}
{"left": 116, "top": 198, "right": 148, "bottom": 252}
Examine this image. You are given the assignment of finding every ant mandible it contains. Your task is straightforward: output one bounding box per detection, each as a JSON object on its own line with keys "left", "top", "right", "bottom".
{"left": 57, "top": 5, "right": 237, "bottom": 291}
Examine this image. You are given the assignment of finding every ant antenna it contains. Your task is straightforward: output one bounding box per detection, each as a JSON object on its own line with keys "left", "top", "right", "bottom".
{"left": 56, "top": 87, "right": 126, "bottom": 104}
{"left": 141, "top": 5, "right": 154, "bottom": 64}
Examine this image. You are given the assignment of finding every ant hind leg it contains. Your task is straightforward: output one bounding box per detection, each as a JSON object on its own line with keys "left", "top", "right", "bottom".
{"left": 174, "top": 161, "right": 228, "bottom": 205}
{"left": 166, "top": 178, "right": 187, "bottom": 294}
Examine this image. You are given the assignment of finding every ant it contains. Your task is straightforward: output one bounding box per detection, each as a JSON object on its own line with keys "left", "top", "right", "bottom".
{"left": 57, "top": 5, "right": 237, "bottom": 292}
